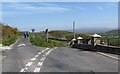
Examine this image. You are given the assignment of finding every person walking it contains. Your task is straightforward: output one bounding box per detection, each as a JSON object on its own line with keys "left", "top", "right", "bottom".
{"left": 24, "top": 32, "right": 27, "bottom": 38}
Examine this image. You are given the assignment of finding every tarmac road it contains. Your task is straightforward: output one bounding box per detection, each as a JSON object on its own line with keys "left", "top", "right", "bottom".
{"left": 2, "top": 37, "right": 118, "bottom": 72}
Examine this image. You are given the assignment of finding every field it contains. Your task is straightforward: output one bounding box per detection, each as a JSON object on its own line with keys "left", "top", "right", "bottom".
{"left": 31, "top": 30, "right": 120, "bottom": 48}
{"left": 100, "top": 36, "right": 120, "bottom": 46}
{"left": 30, "top": 32, "right": 68, "bottom": 48}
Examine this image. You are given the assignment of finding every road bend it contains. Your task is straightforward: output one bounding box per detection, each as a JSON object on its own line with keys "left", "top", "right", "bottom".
{"left": 2, "top": 37, "right": 118, "bottom": 72}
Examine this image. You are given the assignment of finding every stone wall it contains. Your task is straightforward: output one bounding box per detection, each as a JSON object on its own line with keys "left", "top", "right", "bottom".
{"left": 96, "top": 45, "right": 120, "bottom": 55}
{"left": 72, "top": 44, "right": 120, "bottom": 54}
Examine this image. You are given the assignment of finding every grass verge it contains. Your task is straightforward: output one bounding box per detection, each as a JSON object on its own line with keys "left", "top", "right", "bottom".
{"left": 2, "top": 35, "right": 20, "bottom": 46}
{"left": 30, "top": 36, "right": 68, "bottom": 48}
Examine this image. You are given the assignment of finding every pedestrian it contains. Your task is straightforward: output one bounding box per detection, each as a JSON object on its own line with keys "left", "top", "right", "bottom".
{"left": 24, "top": 32, "right": 26, "bottom": 38}
{"left": 26, "top": 31, "right": 29, "bottom": 38}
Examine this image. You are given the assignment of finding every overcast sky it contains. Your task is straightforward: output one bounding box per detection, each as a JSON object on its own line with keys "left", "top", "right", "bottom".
{"left": 2, "top": 2, "right": 118, "bottom": 32}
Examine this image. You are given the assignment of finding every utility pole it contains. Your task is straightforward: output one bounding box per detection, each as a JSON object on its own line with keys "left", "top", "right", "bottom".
{"left": 73, "top": 21, "right": 75, "bottom": 39}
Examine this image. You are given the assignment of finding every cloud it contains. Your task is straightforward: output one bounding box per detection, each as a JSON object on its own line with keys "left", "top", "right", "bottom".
{"left": 21, "top": 6, "right": 69, "bottom": 11}
{"left": 96, "top": 3, "right": 117, "bottom": 10}
{"left": 96, "top": 6, "right": 104, "bottom": 10}
{"left": 75, "top": 7, "right": 86, "bottom": 10}
{"left": 2, "top": 2, "right": 70, "bottom": 15}
{"left": 1, "top": 0, "right": 119, "bottom": 2}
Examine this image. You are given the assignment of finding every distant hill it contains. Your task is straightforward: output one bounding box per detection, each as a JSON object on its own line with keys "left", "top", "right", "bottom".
{"left": 101, "top": 29, "right": 119, "bottom": 36}
{"left": 67, "top": 28, "right": 115, "bottom": 33}
{"left": 49, "top": 30, "right": 91, "bottom": 41}
{"left": 49, "top": 30, "right": 73, "bottom": 38}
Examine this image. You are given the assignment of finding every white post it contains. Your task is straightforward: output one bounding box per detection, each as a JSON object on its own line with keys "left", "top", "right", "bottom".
{"left": 73, "top": 21, "right": 75, "bottom": 39}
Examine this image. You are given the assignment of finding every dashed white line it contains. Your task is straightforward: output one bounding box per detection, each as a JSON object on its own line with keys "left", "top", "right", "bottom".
{"left": 38, "top": 52, "right": 42, "bottom": 55}
{"left": 20, "top": 47, "right": 57, "bottom": 72}
{"left": 35, "top": 54, "right": 39, "bottom": 58}
{"left": 31, "top": 57, "right": 36, "bottom": 61}
{"left": 41, "top": 48, "right": 49, "bottom": 53}
{"left": 37, "top": 62, "right": 43, "bottom": 66}
{"left": 20, "top": 68, "right": 25, "bottom": 72}
{"left": 26, "top": 62, "right": 33, "bottom": 67}
{"left": 34, "top": 67, "right": 41, "bottom": 72}
{"left": 20, "top": 68, "right": 28, "bottom": 72}
{"left": 20, "top": 48, "right": 50, "bottom": 72}
{"left": 40, "top": 56, "right": 46, "bottom": 61}
{"left": 33, "top": 47, "right": 57, "bottom": 72}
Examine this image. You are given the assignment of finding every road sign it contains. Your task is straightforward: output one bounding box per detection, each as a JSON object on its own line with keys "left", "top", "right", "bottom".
{"left": 45, "top": 29, "right": 48, "bottom": 34}
{"left": 31, "top": 29, "right": 35, "bottom": 32}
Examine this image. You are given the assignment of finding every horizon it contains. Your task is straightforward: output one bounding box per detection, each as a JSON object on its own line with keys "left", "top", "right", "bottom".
{"left": 2, "top": 2, "right": 118, "bottom": 32}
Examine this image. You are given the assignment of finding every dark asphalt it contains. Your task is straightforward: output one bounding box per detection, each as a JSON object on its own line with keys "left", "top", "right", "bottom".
{"left": 2, "top": 37, "right": 118, "bottom": 72}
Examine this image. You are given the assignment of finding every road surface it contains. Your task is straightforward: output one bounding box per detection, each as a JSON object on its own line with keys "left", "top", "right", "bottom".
{"left": 2, "top": 37, "right": 118, "bottom": 72}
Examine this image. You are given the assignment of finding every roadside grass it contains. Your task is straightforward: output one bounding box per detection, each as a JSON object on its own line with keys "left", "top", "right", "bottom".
{"left": 109, "top": 38, "right": 120, "bottom": 46}
{"left": 2, "top": 35, "right": 20, "bottom": 46}
{"left": 30, "top": 35, "right": 68, "bottom": 48}
{"left": 101, "top": 36, "right": 120, "bottom": 46}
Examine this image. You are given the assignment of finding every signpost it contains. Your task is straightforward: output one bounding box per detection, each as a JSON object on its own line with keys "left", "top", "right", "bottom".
{"left": 45, "top": 29, "right": 48, "bottom": 43}
{"left": 31, "top": 29, "right": 35, "bottom": 38}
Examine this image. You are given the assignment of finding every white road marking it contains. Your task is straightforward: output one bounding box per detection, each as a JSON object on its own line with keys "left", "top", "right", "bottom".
{"left": 40, "top": 57, "right": 45, "bottom": 61}
{"left": 35, "top": 54, "right": 39, "bottom": 58}
{"left": 31, "top": 57, "right": 36, "bottom": 61}
{"left": 34, "top": 67, "right": 41, "bottom": 72}
{"left": 26, "top": 62, "right": 33, "bottom": 67}
{"left": 20, "top": 68, "right": 25, "bottom": 72}
{"left": 46, "top": 49, "right": 52, "bottom": 55}
{"left": 41, "top": 48, "right": 49, "bottom": 53}
{"left": 37, "top": 62, "right": 43, "bottom": 66}
{"left": 20, "top": 68, "right": 28, "bottom": 72}
{"left": 42, "top": 54, "right": 46, "bottom": 57}
{"left": 20, "top": 69, "right": 25, "bottom": 72}
{"left": 18, "top": 43, "right": 26, "bottom": 47}
{"left": 41, "top": 50, "right": 45, "bottom": 53}
{"left": 46, "top": 48, "right": 49, "bottom": 50}
{"left": 38, "top": 52, "right": 42, "bottom": 55}
{"left": 97, "top": 52, "right": 119, "bottom": 60}
{"left": 20, "top": 48, "right": 50, "bottom": 72}
{"left": 34, "top": 47, "right": 57, "bottom": 72}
